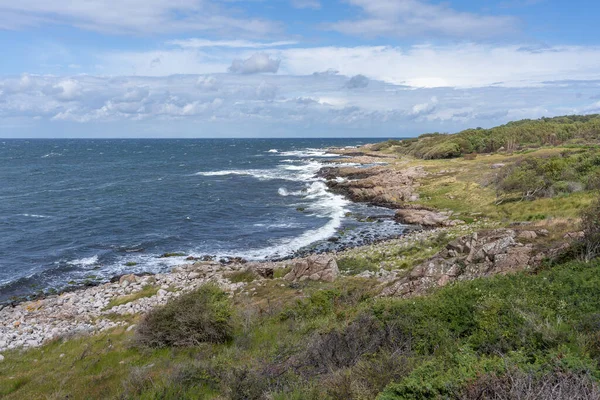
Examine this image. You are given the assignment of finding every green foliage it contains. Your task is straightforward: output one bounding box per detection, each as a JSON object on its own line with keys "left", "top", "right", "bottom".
{"left": 6, "top": 261, "right": 600, "bottom": 399}
{"left": 391, "top": 114, "right": 600, "bottom": 159}
{"left": 497, "top": 149, "right": 600, "bottom": 200}
{"left": 579, "top": 195, "right": 600, "bottom": 262}
{"left": 225, "top": 269, "right": 258, "bottom": 283}
{"left": 337, "top": 257, "right": 379, "bottom": 275}
{"left": 135, "top": 284, "right": 235, "bottom": 348}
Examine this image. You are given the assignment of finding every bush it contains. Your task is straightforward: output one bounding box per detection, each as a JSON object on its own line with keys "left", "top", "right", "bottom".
{"left": 135, "top": 284, "right": 235, "bottom": 348}
{"left": 461, "top": 369, "right": 600, "bottom": 400}
{"left": 580, "top": 196, "right": 600, "bottom": 262}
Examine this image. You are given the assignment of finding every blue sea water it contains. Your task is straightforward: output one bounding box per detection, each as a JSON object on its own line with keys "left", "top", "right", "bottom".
{"left": 0, "top": 139, "right": 407, "bottom": 302}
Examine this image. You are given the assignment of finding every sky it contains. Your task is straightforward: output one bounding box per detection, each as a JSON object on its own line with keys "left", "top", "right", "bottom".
{"left": 1, "top": 0, "right": 599, "bottom": 138}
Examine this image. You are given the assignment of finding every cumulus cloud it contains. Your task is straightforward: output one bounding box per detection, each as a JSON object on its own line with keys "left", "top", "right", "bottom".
{"left": 101, "top": 43, "right": 600, "bottom": 88}
{"left": 329, "top": 0, "right": 519, "bottom": 39}
{"left": 411, "top": 96, "right": 438, "bottom": 116}
{"left": 229, "top": 53, "right": 281, "bottom": 74}
{"left": 345, "top": 74, "right": 370, "bottom": 89}
{"left": 255, "top": 81, "right": 278, "bottom": 100}
{"left": 279, "top": 44, "right": 600, "bottom": 88}
{"left": 51, "top": 80, "right": 83, "bottom": 101}
{"left": 1, "top": 73, "right": 599, "bottom": 138}
{"left": 197, "top": 76, "right": 219, "bottom": 91}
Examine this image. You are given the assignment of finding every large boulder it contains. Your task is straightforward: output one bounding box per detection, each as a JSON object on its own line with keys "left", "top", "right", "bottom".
{"left": 381, "top": 229, "right": 537, "bottom": 298}
{"left": 284, "top": 255, "right": 339, "bottom": 282}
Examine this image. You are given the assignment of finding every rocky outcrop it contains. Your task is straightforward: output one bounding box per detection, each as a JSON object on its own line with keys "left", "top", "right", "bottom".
{"left": 381, "top": 229, "right": 539, "bottom": 298}
{"left": 245, "top": 262, "right": 275, "bottom": 279}
{"left": 395, "top": 208, "right": 464, "bottom": 228}
{"left": 284, "top": 255, "right": 339, "bottom": 282}
{"left": 0, "top": 261, "right": 254, "bottom": 353}
{"left": 321, "top": 166, "right": 426, "bottom": 207}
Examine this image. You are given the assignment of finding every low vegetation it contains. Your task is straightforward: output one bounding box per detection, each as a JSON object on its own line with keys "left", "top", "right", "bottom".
{"left": 385, "top": 114, "right": 600, "bottom": 159}
{"left": 3, "top": 118, "right": 600, "bottom": 399}
{"left": 496, "top": 148, "right": 600, "bottom": 201}
{"left": 135, "top": 284, "right": 235, "bottom": 348}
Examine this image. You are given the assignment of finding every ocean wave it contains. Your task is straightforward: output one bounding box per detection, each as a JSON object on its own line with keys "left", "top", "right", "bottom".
{"left": 267, "top": 149, "right": 278, "bottom": 153}
{"left": 278, "top": 148, "right": 341, "bottom": 158}
{"left": 19, "top": 213, "right": 51, "bottom": 219}
{"left": 41, "top": 152, "right": 63, "bottom": 158}
{"left": 195, "top": 160, "right": 323, "bottom": 183}
{"left": 236, "top": 182, "right": 350, "bottom": 259}
{"left": 67, "top": 255, "right": 99, "bottom": 267}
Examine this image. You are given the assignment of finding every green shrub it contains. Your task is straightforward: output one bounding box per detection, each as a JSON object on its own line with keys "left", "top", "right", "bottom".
{"left": 337, "top": 257, "right": 378, "bottom": 275}
{"left": 135, "top": 284, "right": 235, "bottom": 348}
{"left": 580, "top": 195, "right": 600, "bottom": 262}
{"left": 395, "top": 114, "right": 600, "bottom": 160}
{"left": 225, "top": 269, "right": 258, "bottom": 283}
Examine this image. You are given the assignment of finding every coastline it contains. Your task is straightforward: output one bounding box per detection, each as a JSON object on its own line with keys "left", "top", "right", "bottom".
{"left": 1, "top": 141, "right": 583, "bottom": 354}
{"left": 0, "top": 144, "right": 422, "bottom": 353}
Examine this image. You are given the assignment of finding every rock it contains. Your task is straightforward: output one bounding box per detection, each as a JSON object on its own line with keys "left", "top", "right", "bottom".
{"left": 491, "top": 163, "right": 506, "bottom": 169}
{"left": 537, "top": 229, "right": 550, "bottom": 237}
{"left": 157, "top": 289, "right": 168, "bottom": 297}
{"left": 126, "top": 324, "right": 136, "bottom": 332}
{"left": 0, "top": 354, "right": 4, "bottom": 362}
{"left": 518, "top": 231, "right": 538, "bottom": 240}
{"left": 119, "top": 274, "right": 137, "bottom": 285}
{"left": 564, "top": 231, "right": 585, "bottom": 239}
{"left": 323, "top": 166, "right": 427, "bottom": 207}
{"left": 395, "top": 208, "right": 463, "bottom": 228}
{"left": 284, "top": 255, "right": 339, "bottom": 283}
{"left": 246, "top": 262, "right": 275, "bottom": 279}
{"left": 381, "top": 229, "right": 539, "bottom": 298}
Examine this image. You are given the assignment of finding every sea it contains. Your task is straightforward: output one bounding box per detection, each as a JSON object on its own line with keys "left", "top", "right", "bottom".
{"left": 0, "top": 139, "right": 408, "bottom": 303}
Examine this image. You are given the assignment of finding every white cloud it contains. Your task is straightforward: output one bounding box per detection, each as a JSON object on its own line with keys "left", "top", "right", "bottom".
{"left": 101, "top": 43, "right": 600, "bottom": 88}
{"left": 1, "top": 73, "right": 599, "bottom": 138}
{"left": 279, "top": 44, "right": 600, "bottom": 87}
{"left": 0, "top": 0, "right": 279, "bottom": 36}
{"left": 329, "top": 0, "right": 518, "bottom": 39}
{"left": 229, "top": 53, "right": 281, "bottom": 74}
{"left": 411, "top": 96, "right": 438, "bottom": 116}
{"left": 52, "top": 80, "right": 83, "bottom": 101}
{"left": 345, "top": 74, "right": 370, "bottom": 89}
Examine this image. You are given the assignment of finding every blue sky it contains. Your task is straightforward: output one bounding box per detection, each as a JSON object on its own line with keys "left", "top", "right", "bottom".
{"left": 0, "top": 0, "right": 599, "bottom": 137}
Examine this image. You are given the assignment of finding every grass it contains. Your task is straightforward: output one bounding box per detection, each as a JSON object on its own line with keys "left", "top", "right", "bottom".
{"left": 337, "top": 229, "right": 466, "bottom": 273}
{"left": 4, "top": 261, "right": 600, "bottom": 399}
{"left": 4, "top": 137, "right": 600, "bottom": 398}
{"left": 104, "top": 285, "right": 159, "bottom": 310}
{"left": 386, "top": 148, "right": 598, "bottom": 224}
{"left": 224, "top": 269, "right": 258, "bottom": 284}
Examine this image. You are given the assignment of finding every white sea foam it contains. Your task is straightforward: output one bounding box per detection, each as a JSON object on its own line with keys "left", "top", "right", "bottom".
{"left": 190, "top": 145, "right": 350, "bottom": 259}
{"left": 19, "top": 213, "right": 51, "bottom": 219}
{"left": 278, "top": 148, "right": 341, "bottom": 158}
{"left": 237, "top": 181, "right": 351, "bottom": 259}
{"left": 67, "top": 255, "right": 99, "bottom": 267}
{"left": 41, "top": 152, "right": 63, "bottom": 158}
{"left": 195, "top": 160, "right": 323, "bottom": 183}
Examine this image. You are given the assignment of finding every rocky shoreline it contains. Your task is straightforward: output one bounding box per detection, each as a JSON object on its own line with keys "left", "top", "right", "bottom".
{"left": 0, "top": 148, "right": 422, "bottom": 354}
{"left": 0, "top": 144, "right": 577, "bottom": 356}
